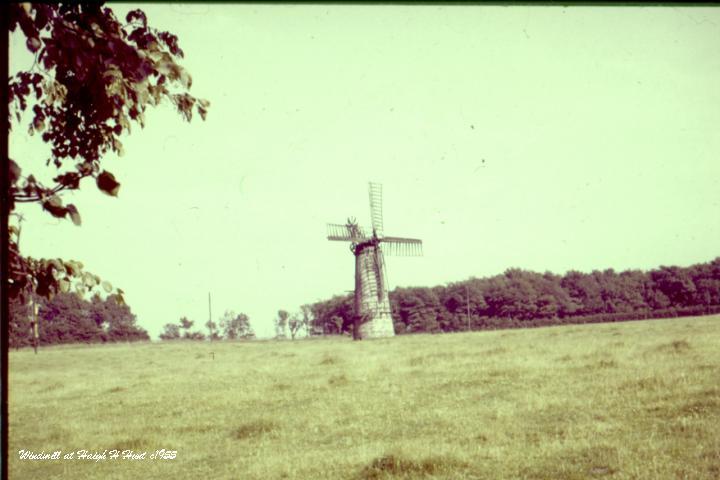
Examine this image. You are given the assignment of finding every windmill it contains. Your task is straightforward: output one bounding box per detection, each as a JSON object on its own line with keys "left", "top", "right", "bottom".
{"left": 327, "top": 182, "right": 423, "bottom": 339}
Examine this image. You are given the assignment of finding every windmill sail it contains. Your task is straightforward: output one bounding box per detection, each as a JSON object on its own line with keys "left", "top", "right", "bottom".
{"left": 326, "top": 223, "right": 370, "bottom": 242}
{"left": 381, "top": 237, "right": 423, "bottom": 256}
{"left": 368, "top": 182, "right": 384, "bottom": 236}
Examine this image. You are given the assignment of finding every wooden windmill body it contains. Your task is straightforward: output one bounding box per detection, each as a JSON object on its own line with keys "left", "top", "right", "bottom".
{"left": 327, "top": 183, "right": 423, "bottom": 340}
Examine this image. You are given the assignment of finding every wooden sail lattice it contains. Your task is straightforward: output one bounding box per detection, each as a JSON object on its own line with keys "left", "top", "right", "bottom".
{"left": 368, "top": 182, "right": 384, "bottom": 236}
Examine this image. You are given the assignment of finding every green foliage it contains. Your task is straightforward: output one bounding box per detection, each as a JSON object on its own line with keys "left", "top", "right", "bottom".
{"left": 8, "top": 292, "right": 148, "bottom": 347}
{"left": 8, "top": 297, "right": 33, "bottom": 349}
{"left": 275, "top": 309, "right": 289, "bottom": 338}
{"left": 7, "top": 4, "right": 208, "bottom": 203}
{"left": 184, "top": 330, "right": 206, "bottom": 341}
{"left": 6, "top": 3, "right": 208, "bottom": 302}
{"left": 219, "top": 310, "right": 254, "bottom": 340}
{"left": 309, "top": 258, "right": 720, "bottom": 335}
{"left": 287, "top": 312, "right": 307, "bottom": 340}
{"left": 161, "top": 311, "right": 255, "bottom": 342}
{"left": 159, "top": 323, "right": 180, "bottom": 341}
{"left": 205, "top": 320, "right": 221, "bottom": 340}
{"left": 299, "top": 304, "right": 314, "bottom": 334}
{"left": 179, "top": 316, "right": 194, "bottom": 331}
{"left": 175, "top": 316, "right": 205, "bottom": 340}
{"left": 391, "top": 287, "right": 443, "bottom": 334}
{"left": 308, "top": 295, "right": 353, "bottom": 335}
{"left": 8, "top": 250, "right": 123, "bottom": 305}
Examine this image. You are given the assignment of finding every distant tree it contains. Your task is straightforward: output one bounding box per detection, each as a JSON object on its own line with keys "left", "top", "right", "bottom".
{"left": 438, "top": 281, "right": 489, "bottom": 331}
{"left": 561, "top": 271, "right": 604, "bottom": 315}
{"left": 159, "top": 323, "right": 180, "bottom": 341}
{"left": 243, "top": 327, "right": 256, "bottom": 341}
{"left": 329, "top": 315, "right": 344, "bottom": 334}
{"left": 691, "top": 259, "right": 720, "bottom": 306}
{"left": 299, "top": 304, "right": 314, "bottom": 337}
{"left": 36, "top": 292, "right": 98, "bottom": 343}
{"left": 308, "top": 257, "right": 720, "bottom": 333}
{"left": 178, "top": 316, "right": 193, "bottom": 337}
{"left": 310, "top": 258, "right": 720, "bottom": 334}
{"left": 219, "top": 310, "right": 236, "bottom": 339}
{"left": 9, "top": 296, "right": 33, "bottom": 348}
{"left": 205, "top": 320, "right": 220, "bottom": 341}
{"left": 390, "top": 287, "right": 443, "bottom": 333}
{"left": 287, "top": 313, "right": 302, "bottom": 340}
{"left": 6, "top": 3, "right": 209, "bottom": 302}
{"left": 175, "top": 316, "right": 205, "bottom": 340}
{"left": 185, "top": 331, "right": 205, "bottom": 341}
{"left": 651, "top": 266, "right": 698, "bottom": 308}
{"left": 19, "top": 291, "right": 148, "bottom": 345}
{"left": 219, "top": 310, "right": 253, "bottom": 340}
{"left": 275, "top": 310, "right": 289, "bottom": 339}
{"left": 88, "top": 294, "right": 148, "bottom": 341}
{"left": 309, "top": 295, "right": 353, "bottom": 334}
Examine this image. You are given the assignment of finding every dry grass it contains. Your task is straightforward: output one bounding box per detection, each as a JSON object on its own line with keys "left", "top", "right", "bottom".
{"left": 8, "top": 315, "right": 720, "bottom": 479}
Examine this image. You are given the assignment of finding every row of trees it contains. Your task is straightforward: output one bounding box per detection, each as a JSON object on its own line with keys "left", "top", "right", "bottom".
{"left": 273, "top": 307, "right": 315, "bottom": 339}
{"left": 159, "top": 310, "right": 255, "bottom": 341}
{"left": 10, "top": 257, "right": 718, "bottom": 347}
{"left": 9, "top": 292, "right": 149, "bottom": 348}
{"left": 308, "top": 258, "right": 720, "bottom": 335}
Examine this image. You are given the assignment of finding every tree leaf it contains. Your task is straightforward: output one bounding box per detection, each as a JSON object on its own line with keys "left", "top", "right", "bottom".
{"left": 9, "top": 159, "right": 22, "bottom": 184}
{"left": 179, "top": 69, "right": 192, "bottom": 89}
{"left": 66, "top": 204, "right": 81, "bottom": 226}
{"left": 26, "top": 36, "right": 41, "bottom": 53}
{"left": 50, "top": 259, "right": 64, "bottom": 272}
{"left": 54, "top": 172, "right": 81, "bottom": 189}
{"left": 126, "top": 9, "right": 148, "bottom": 28}
{"left": 64, "top": 261, "right": 76, "bottom": 276}
{"left": 96, "top": 171, "right": 121, "bottom": 196}
{"left": 42, "top": 195, "right": 67, "bottom": 218}
{"left": 83, "top": 272, "right": 97, "bottom": 287}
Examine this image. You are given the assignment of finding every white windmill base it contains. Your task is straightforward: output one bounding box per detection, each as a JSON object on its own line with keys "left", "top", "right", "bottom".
{"left": 359, "top": 312, "right": 395, "bottom": 338}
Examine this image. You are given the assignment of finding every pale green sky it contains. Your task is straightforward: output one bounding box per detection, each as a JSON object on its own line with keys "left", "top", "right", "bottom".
{"left": 10, "top": 5, "right": 720, "bottom": 338}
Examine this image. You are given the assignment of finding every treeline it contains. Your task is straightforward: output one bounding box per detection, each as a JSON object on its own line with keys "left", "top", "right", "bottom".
{"left": 158, "top": 310, "right": 256, "bottom": 341}
{"left": 9, "top": 293, "right": 149, "bottom": 348}
{"left": 309, "top": 258, "right": 720, "bottom": 334}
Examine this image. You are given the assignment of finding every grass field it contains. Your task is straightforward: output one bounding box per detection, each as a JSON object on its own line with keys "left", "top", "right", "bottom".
{"left": 9, "top": 315, "right": 720, "bottom": 479}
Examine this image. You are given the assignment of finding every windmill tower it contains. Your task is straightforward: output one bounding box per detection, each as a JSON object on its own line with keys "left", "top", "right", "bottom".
{"left": 327, "top": 182, "right": 423, "bottom": 339}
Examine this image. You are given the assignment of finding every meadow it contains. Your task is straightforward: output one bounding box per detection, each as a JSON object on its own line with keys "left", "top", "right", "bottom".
{"left": 9, "top": 315, "right": 720, "bottom": 479}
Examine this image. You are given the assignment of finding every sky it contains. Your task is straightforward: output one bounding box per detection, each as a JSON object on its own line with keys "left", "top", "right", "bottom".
{"left": 9, "top": 5, "right": 720, "bottom": 338}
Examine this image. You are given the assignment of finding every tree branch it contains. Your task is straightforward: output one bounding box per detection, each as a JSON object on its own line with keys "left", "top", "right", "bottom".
{"left": 11, "top": 171, "right": 90, "bottom": 203}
